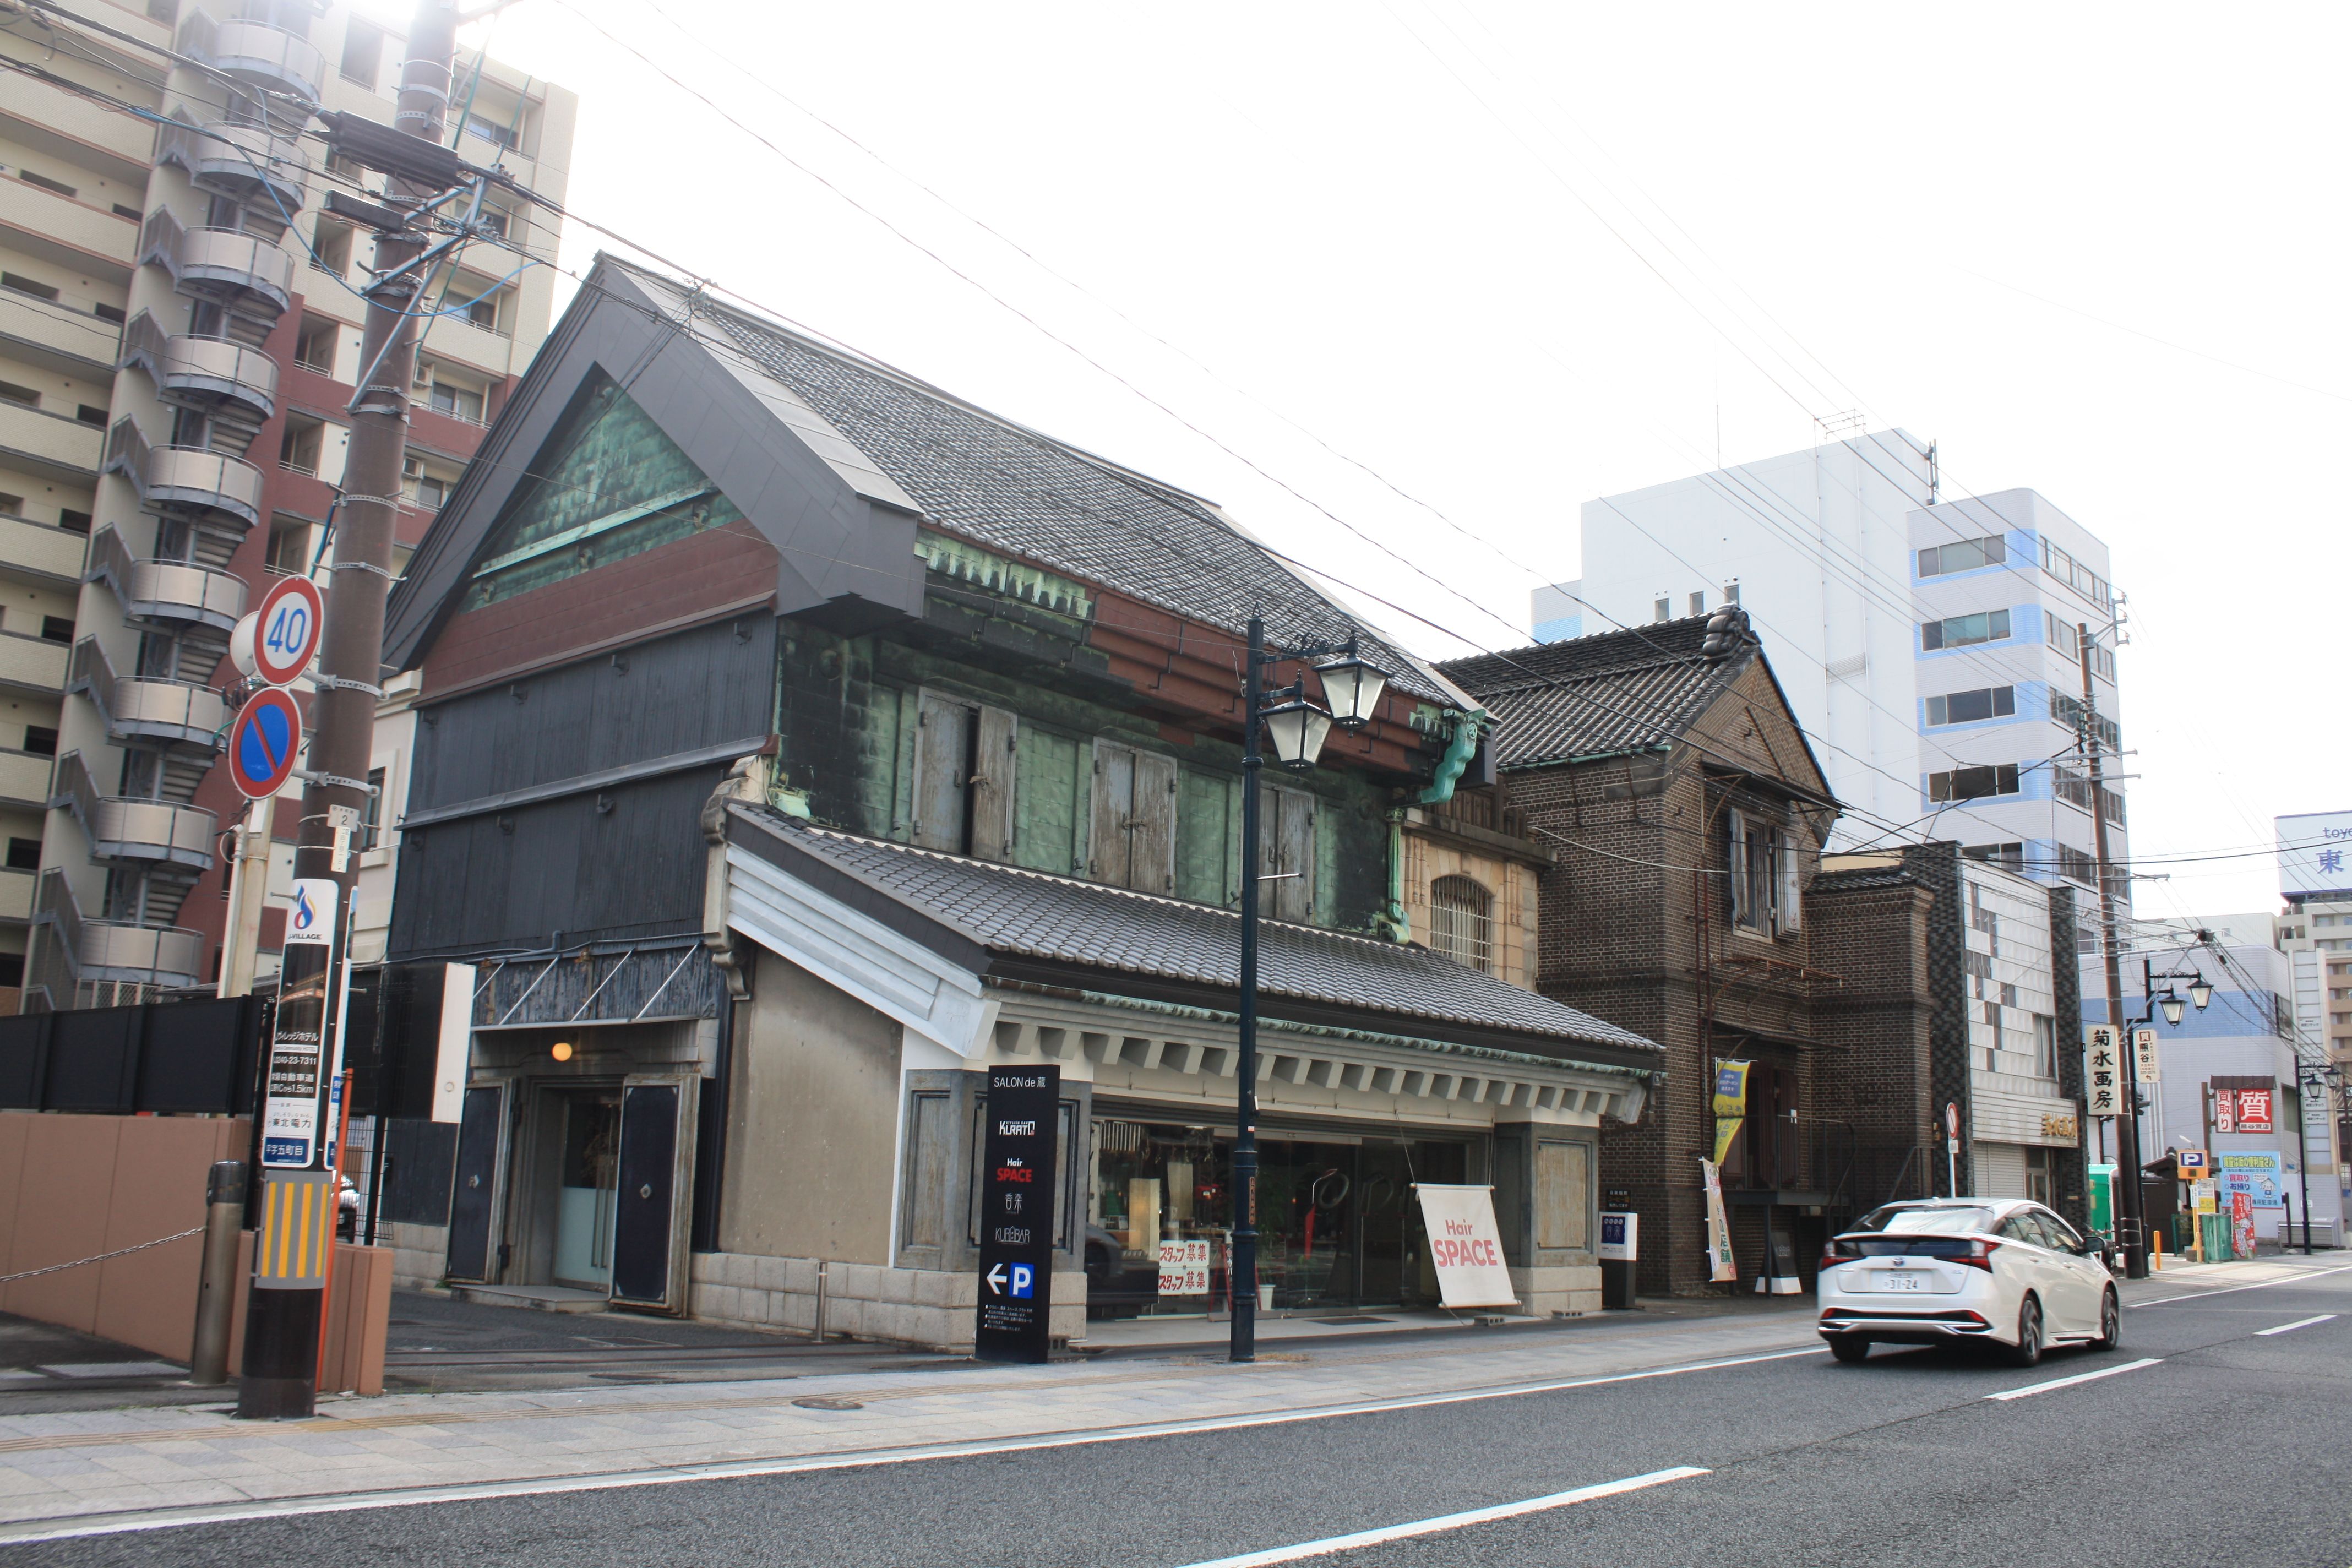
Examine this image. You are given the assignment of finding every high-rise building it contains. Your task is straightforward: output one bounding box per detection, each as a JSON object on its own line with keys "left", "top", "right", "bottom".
{"left": 1542, "top": 434, "right": 2128, "bottom": 906}
{"left": 1, "top": 2, "right": 573, "bottom": 1009}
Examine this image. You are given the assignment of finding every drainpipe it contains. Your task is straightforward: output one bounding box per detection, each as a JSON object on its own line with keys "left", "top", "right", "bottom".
{"left": 1378, "top": 710, "right": 1486, "bottom": 943}
{"left": 1376, "top": 812, "right": 1410, "bottom": 943}
{"left": 1417, "top": 709, "right": 1484, "bottom": 806}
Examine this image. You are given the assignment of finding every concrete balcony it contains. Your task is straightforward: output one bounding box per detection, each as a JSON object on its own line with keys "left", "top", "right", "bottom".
{"left": 0, "top": 630, "right": 70, "bottom": 698}
{"left": 0, "top": 512, "right": 93, "bottom": 587}
{"left": 153, "top": 114, "right": 308, "bottom": 216}
{"left": 0, "top": 750, "right": 53, "bottom": 810}
{"left": 119, "top": 312, "right": 279, "bottom": 424}
{"left": 0, "top": 868, "right": 31, "bottom": 924}
{"left": 104, "top": 417, "right": 264, "bottom": 532}
{"left": 30, "top": 868, "right": 206, "bottom": 990}
{"left": 64, "top": 636, "right": 230, "bottom": 751}
{"left": 0, "top": 399, "right": 102, "bottom": 483}
{"left": 85, "top": 526, "right": 246, "bottom": 633}
{"left": 138, "top": 208, "right": 295, "bottom": 321}
{"left": 0, "top": 74, "right": 155, "bottom": 174}
{"left": 208, "top": 18, "right": 326, "bottom": 106}
{"left": 52, "top": 751, "right": 217, "bottom": 872}
{"left": 0, "top": 287, "right": 122, "bottom": 374}
{"left": 0, "top": 176, "right": 138, "bottom": 270}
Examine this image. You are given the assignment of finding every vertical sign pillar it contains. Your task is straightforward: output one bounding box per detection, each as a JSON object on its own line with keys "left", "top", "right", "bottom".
{"left": 975, "top": 1065, "right": 1059, "bottom": 1363}
{"left": 237, "top": 878, "right": 344, "bottom": 1418}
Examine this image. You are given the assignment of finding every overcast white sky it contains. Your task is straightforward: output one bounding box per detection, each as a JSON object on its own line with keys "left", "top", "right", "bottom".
{"left": 389, "top": 0, "right": 2349, "bottom": 917}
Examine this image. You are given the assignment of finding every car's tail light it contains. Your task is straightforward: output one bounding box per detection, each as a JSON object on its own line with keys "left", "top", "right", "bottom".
{"left": 1953, "top": 1238, "right": 2003, "bottom": 1273}
{"left": 1819, "top": 1238, "right": 1861, "bottom": 1271}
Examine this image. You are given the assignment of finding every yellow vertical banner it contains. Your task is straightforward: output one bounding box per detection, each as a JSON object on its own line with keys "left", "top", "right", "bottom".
{"left": 1711, "top": 1060, "right": 1750, "bottom": 1168}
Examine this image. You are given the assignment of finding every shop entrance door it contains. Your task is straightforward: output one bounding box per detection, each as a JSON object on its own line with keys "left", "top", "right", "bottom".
{"left": 552, "top": 1091, "right": 622, "bottom": 1289}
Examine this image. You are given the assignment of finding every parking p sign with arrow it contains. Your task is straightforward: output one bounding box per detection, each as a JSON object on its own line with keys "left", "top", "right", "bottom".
{"left": 976, "top": 1064, "right": 1058, "bottom": 1363}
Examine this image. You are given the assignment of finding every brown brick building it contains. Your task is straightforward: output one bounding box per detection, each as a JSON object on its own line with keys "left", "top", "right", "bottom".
{"left": 1440, "top": 609, "right": 2081, "bottom": 1294}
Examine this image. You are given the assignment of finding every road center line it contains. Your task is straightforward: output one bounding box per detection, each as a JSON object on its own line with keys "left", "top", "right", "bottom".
{"left": 2254, "top": 1314, "right": 2337, "bottom": 1336}
{"left": 1985, "top": 1358, "right": 2162, "bottom": 1401}
{"left": 1169, "top": 1467, "right": 1710, "bottom": 1568}
{"left": 2129, "top": 1262, "right": 2352, "bottom": 1308}
{"left": 0, "top": 1346, "right": 1822, "bottom": 1545}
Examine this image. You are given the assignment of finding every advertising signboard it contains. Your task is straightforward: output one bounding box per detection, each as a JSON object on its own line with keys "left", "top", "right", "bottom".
{"left": 2217, "top": 1151, "right": 2284, "bottom": 1209}
{"left": 2278, "top": 810, "right": 2352, "bottom": 899}
{"left": 974, "top": 1065, "right": 1058, "bottom": 1363}
{"left": 2132, "top": 1028, "right": 2161, "bottom": 1085}
{"left": 259, "top": 879, "right": 342, "bottom": 1169}
{"left": 2083, "top": 1026, "right": 2121, "bottom": 1118}
{"left": 2233, "top": 1087, "right": 2274, "bottom": 1134}
{"left": 2230, "top": 1190, "right": 2257, "bottom": 1256}
{"left": 1413, "top": 1184, "right": 1517, "bottom": 1309}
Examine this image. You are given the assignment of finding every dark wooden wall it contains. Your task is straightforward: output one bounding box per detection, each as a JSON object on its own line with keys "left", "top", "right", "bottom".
{"left": 388, "top": 615, "right": 777, "bottom": 960}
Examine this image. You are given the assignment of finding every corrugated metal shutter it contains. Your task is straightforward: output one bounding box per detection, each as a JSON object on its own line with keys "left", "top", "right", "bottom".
{"left": 1977, "top": 1141, "right": 2029, "bottom": 1199}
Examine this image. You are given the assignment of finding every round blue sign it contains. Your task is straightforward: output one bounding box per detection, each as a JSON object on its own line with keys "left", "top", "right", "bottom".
{"left": 229, "top": 687, "right": 302, "bottom": 799}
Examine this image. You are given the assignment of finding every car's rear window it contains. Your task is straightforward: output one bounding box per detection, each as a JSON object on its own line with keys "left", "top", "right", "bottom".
{"left": 1851, "top": 1205, "right": 1996, "bottom": 1235}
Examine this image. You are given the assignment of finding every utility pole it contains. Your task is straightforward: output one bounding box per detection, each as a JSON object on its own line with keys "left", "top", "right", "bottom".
{"left": 2078, "top": 621, "right": 2147, "bottom": 1280}
{"left": 237, "top": 0, "right": 460, "bottom": 1420}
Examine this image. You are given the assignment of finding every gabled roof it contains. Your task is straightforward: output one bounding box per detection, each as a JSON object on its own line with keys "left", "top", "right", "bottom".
{"left": 389, "top": 254, "right": 1463, "bottom": 705}
{"left": 727, "top": 804, "right": 1661, "bottom": 1068}
{"left": 1437, "top": 614, "right": 1758, "bottom": 769}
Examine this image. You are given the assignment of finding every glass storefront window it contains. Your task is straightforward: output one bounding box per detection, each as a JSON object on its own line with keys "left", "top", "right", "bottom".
{"left": 1087, "top": 1118, "right": 1470, "bottom": 1316}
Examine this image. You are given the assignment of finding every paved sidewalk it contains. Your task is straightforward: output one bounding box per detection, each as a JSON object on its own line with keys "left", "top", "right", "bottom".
{"left": 0, "top": 1308, "right": 1824, "bottom": 1536}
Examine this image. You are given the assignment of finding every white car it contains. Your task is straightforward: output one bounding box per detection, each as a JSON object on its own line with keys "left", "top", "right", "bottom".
{"left": 1817, "top": 1198, "right": 2120, "bottom": 1366}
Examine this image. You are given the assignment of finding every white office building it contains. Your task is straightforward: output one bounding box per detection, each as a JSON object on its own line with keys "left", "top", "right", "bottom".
{"left": 1539, "top": 435, "right": 2127, "bottom": 903}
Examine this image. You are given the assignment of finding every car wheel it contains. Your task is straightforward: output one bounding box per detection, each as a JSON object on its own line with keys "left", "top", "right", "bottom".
{"left": 2004, "top": 1296, "right": 2044, "bottom": 1368}
{"left": 1827, "top": 1335, "right": 1872, "bottom": 1364}
{"left": 2088, "top": 1287, "right": 2121, "bottom": 1352}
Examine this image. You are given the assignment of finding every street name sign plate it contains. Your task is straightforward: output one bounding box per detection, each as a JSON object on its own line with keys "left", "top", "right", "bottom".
{"left": 976, "top": 1065, "right": 1058, "bottom": 1363}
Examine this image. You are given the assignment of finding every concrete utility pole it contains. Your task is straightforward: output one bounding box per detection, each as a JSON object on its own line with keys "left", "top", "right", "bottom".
{"left": 237, "top": 0, "right": 461, "bottom": 1420}
{"left": 2078, "top": 621, "right": 2147, "bottom": 1280}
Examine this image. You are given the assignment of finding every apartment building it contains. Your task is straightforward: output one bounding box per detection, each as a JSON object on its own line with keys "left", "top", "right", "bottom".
{"left": 1, "top": 0, "right": 573, "bottom": 1009}
{"left": 1535, "top": 437, "right": 2129, "bottom": 913}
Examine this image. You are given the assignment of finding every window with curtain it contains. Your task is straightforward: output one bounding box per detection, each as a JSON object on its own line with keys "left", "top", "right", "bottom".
{"left": 1428, "top": 875, "right": 1494, "bottom": 973}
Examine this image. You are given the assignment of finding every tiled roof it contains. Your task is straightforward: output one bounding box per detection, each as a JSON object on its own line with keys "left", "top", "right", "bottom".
{"left": 617, "top": 264, "right": 1456, "bottom": 704}
{"left": 732, "top": 805, "right": 1660, "bottom": 1062}
{"left": 1436, "top": 615, "right": 1749, "bottom": 769}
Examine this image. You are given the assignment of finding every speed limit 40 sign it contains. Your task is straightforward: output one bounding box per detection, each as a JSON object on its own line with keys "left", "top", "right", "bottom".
{"left": 232, "top": 575, "right": 324, "bottom": 688}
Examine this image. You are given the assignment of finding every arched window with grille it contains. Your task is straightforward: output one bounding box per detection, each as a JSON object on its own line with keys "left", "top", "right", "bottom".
{"left": 1428, "top": 875, "right": 1494, "bottom": 973}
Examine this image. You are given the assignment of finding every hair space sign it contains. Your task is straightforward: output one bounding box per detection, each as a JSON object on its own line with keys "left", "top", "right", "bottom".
{"left": 1413, "top": 1183, "right": 1517, "bottom": 1310}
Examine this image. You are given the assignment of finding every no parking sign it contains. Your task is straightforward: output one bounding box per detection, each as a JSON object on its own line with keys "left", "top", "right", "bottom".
{"left": 228, "top": 687, "right": 302, "bottom": 799}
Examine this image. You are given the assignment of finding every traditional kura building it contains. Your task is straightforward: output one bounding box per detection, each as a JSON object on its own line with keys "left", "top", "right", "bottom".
{"left": 1440, "top": 611, "right": 2088, "bottom": 1295}
{"left": 360, "top": 255, "right": 1660, "bottom": 1342}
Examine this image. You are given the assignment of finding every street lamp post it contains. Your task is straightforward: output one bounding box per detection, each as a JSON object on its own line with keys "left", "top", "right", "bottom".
{"left": 2125, "top": 957, "right": 2211, "bottom": 1272}
{"left": 1229, "top": 615, "right": 1387, "bottom": 1364}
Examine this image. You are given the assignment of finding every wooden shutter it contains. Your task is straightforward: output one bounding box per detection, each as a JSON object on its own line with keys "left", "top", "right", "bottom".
{"left": 970, "top": 705, "right": 1018, "bottom": 863}
{"left": 913, "top": 693, "right": 971, "bottom": 852}
{"left": 1131, "top": 750, "right": 1178, "bottom": 893}
{"left": 1264, "top": 784, "right": 1316, "bottom": 923}
{"left": 1773, "top": 829, "right": 1803, "bottom": 934}
{"left": 1088, "top": 741, "right": 1134, "bottom": 885}
{"left": 1725, "top": 811, "right": 1748, "bottom": 928}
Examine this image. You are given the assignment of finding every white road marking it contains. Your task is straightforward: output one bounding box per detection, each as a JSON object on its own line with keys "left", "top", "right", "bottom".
{"left": 1984, "top": 1357, "right": 2162, "bottom": 1401}
{"left": 1169, "top": 1467, "right": 1711, "bottom": 1568}
{"left": 2253, "top": 1314, "right": 2338, "bottom": 1336}
{"left": 2130, "top": 1262, "right": 2352, "bottom": 1308}
{"left": 0, "top": 1346, "right": 1823, "bottom": 1544}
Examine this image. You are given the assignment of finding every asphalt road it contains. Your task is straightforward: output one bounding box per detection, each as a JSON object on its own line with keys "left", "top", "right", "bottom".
{"left": 13, "top": 1267, "right": 2349, "bottom": 1567}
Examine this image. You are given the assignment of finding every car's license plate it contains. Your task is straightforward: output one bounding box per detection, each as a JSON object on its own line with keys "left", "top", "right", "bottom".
{"left": 1872, "top": 1271, "right": 1927, "bottom": 1291}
